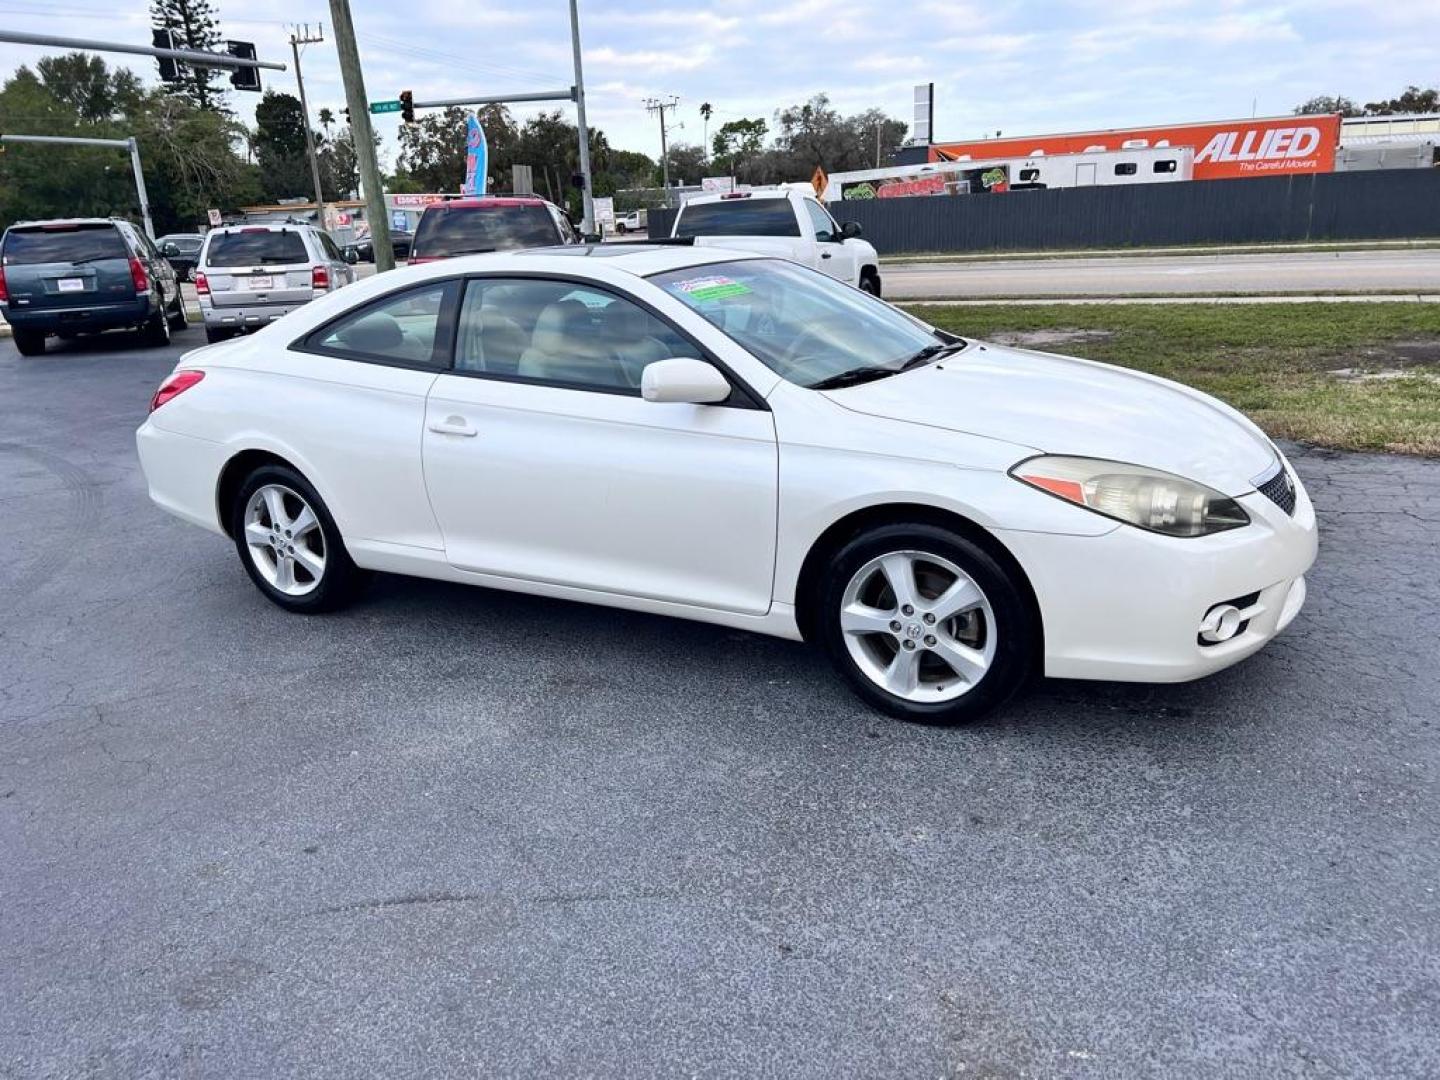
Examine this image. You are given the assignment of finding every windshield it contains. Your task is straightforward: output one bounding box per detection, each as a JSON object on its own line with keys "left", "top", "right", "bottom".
{"left": 651, "top": 258, "right": 952, "bottom": 388}
{"left": 412, "top": 204, "right": 558, "bottom": 256}
{"left": 2, "top": 224, "right": 127, "bottom": 265}
{"left": 206, "top": 230, "right": 308, "bottom": 267}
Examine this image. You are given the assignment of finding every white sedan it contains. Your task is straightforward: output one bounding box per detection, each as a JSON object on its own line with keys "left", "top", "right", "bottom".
{"left": 137, "top": 246, "right": 1317, "bottom": 724}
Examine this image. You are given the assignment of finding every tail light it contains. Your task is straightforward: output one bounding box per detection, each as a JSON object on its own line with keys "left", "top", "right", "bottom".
{"left": 149, "top": 370, "right": 204, "bottom": 413}
{"left": 0, "top": 267, "right": 8, "bottom": 303}
{"left": 311, "top": 264, "right": 330, "bottom": 290}
{"left": 129, "top": 256, "right": 150, "bottom": 293}
{"left": 195, "top": 270, "right": 210, "bottom": 296}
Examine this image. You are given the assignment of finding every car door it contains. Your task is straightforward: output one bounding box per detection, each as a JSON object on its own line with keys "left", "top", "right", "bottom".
{"left": 422, "top": 276, "right": 779, "bottom": 615}
{"left": 130, "top": 226, "right": 177, "bottom": 307}
{"left": 803, "top": 199, "right": 858, "bottom": 285}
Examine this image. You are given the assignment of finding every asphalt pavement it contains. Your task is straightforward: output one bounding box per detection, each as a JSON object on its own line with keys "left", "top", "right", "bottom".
{"left": 882, "top": 248, "right": 1440, "bottom": 299}
{"left": 2, "top": 328, "right": 1438, "bottom": 1078}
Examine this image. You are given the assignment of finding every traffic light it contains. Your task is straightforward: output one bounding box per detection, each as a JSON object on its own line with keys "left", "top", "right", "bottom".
{"left": 400, "top": 90, "right": 414, "bottom": 124}
{"left": 152, "top": 28, "right": 179, "bottom": 83}
{"left": 227, "top": 41, "right": 261, "bottom": 92}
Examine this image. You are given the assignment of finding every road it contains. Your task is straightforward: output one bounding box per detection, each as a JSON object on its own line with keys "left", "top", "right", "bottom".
{"left": 883, "top": 248, "right": 1440, "bottom": 299}
{"left": 3, "top": 330, "right": 1439, "bottom": 1078}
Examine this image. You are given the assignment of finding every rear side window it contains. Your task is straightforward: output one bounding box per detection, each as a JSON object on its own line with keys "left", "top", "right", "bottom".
{"left": 1153, "top": 159, "right": 1178, "bottom": 174}
{"left": 1114, "top": 162, "right": 1138, "bottom": 176}
{"left": 304, "top": 282, "right": 456, "bottom": 368}
{"left": 2, "top": 224, "right": 127, "bottom": 265}
{"left": 412, "top": 205, "right": 559, "bottom": 257}
{"left": 206, "top": 230, "right": 309, "bottom": 267}
{"left": 674, "top": 199, "right": 801, "bottom": 239}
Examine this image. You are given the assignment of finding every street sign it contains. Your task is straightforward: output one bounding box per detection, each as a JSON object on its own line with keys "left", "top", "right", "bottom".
{"left": 207, "top": 208, "right": 222, "bottom": 227}
{"left": 369, "top": 100, "right": 403, "bottom": 114}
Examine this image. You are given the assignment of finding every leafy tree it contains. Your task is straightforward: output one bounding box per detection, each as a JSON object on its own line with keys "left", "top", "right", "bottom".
{"left": 711, "top": 118, "right": 768, "bottom": 179}
{"left": 767, "top": 94, "right": 906, "bottom": 178}
{"left": 150, "top": 0, "right": 226, "bottom": 111}
{"left": 661, "top": 143, "right": 707, "bottom": 186}
{"left": 1293, "top": 95, "right": 1361, "bottom": 117}
{"left": 1363, "top": 86, "right": 1439, "bottom": 116}
{"left": 395, "top": 105, "right": 517, "bottom": 194}
{"left": 253, "top": 91, "right": 312, "bottom": 202}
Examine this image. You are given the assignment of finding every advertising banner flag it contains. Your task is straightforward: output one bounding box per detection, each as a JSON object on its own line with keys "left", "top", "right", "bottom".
{"left": 462, "top": 114, "right": 488, "bottom": 196}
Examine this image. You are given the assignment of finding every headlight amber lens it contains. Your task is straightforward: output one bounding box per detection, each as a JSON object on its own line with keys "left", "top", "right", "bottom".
{"left": 1011, "top": 455, "right": 1250, "bottom": 537}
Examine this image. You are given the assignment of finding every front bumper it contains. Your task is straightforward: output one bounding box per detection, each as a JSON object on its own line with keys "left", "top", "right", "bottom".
{"left": 201, "top": 300, "right": 305, "bottom": 331}
{"left": 999, "top": 465, "right": 1318, "bottom": 683}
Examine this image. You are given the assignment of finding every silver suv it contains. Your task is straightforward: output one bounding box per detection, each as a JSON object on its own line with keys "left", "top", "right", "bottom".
{"left": 196, "top": 223, "right": 354, "bottom": 343}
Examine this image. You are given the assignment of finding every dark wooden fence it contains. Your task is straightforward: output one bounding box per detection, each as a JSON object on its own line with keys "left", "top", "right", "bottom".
{"left": 647, "top": 169, "right": 1440, "bottom": 254}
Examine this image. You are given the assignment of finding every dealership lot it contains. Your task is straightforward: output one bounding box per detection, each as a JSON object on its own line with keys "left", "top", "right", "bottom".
{"left": 2, "top": 331, "right": 1438, "bottom": 1077}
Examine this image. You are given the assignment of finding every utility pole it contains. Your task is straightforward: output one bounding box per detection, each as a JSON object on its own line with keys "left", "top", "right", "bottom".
{"left": 645, "top": 96, "right": 678, "bottom": 206}
{"left": 290, "top": 24, "right": 328, "bottom": 228}
{"left": 326, "top": 0, "right": 394, "bottom": 272}
{"left": 568, "top": 0, "right": 594, "bottom": 235}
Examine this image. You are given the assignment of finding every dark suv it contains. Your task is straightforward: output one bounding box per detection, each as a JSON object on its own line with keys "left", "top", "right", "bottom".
{"left": 409, "top": 197, "right": 581, "bottom": 264}
{"left": 0, "top": 217, "right": 186, "bottom": 356}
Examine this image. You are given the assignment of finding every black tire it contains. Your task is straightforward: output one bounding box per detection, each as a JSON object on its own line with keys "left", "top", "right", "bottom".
{"left": 143, "top": 303, "right": 171, "bottom": 347}
{"left": 11, "top": 328, "right": 46, "bottom": 356}
{"left": 205, "top": 326, "right": 232, "bottom": 345}
{"left": 230, "top": 464, "right": 364, "bottom": 614}
{"left": 815, "top": 523, "right": 1036, "bottom": 724}
{"left": 859, "top": 269, "right": 881, "bottom": 297}
{"left": 167, "top": 290, "right": 188, "bottom": 332}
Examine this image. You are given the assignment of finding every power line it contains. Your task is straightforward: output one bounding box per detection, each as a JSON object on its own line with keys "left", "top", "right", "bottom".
{"left": 644, "top": 96, "right": 678, "bottom": 205}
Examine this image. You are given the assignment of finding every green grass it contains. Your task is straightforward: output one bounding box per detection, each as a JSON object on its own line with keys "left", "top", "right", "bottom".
{"left": 911, "top": 302, "right": 1440, "bottom": 455}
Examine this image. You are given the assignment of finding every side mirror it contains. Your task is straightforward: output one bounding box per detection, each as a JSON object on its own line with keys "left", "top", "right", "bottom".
{"left": 161, "top": 242, "right": 180, "bottom": 256}
{"left": 840, "top": 220, "right": 863, "bottom": 240}
{"left": 641, "top": 358, "right": 731, "bottom": 405}
{"left": 343, "top": 248, "right": 359, "bottom": 264}
{"left": 582, "top": 232, "right": 603, "bottom": 244}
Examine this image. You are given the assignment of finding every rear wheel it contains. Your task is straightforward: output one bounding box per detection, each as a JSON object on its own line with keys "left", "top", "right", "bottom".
{"left": 859, "top": 269, "right": 881, "bottom": 297}
{"left": 143, "top": 303, "right": 171, "bottom": 347}
{"left": 816, "top": 523, "right": 1035, "bottom": 724}
{"left": 11, "top": 328, "right": 46, "bottom": 356}
{"left": 230, "top": 464, "right": 363, "bottom": 614}
{"left": 167, "top": 290, "right": 188, "bottom": 332}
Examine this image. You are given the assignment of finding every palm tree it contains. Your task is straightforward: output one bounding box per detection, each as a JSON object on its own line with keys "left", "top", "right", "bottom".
{"left": 700, "top": 102, "right": 713, "bottom": 159}
{"left": 318, "top": 106, "right": 335, "bottom": 141}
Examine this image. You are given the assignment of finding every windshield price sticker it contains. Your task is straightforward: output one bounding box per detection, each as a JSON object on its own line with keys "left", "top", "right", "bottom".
{"left": 674, "top": 275, "right": 752, "bottom": 302}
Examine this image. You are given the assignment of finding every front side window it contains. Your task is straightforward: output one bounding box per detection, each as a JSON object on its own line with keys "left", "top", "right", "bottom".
{"left": 453, "top": 278, "right": 700, "bottom": 392}
{"left": 803, "top": 199, "right": 837, "bottom": 243}
{"left": 1153, "top": 159, "right": 1178, "bottom": 174}
{"left": 652, "top": 259, "right": 947, "bottom": 390}
{"left": 307, "top": 281, "right": 455, "bottom": 368}
{"left": 207, "top": 229, "right": 308, "bottom": 267}
{"left": 673, "top": 199, "right": 801, "bottom": 238}
{"left": 1114, "top": 162, "right": 1138, "bottom": 176}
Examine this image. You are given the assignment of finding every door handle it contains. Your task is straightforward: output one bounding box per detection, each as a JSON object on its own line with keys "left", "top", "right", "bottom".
{"left": 820, "top": 252, "right": 833, "bottom": 259}
{"left": 428, "top": 416, "right": 477, "bottom": 437}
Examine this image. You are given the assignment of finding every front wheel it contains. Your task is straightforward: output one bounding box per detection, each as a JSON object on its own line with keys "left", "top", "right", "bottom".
{"left": 816, "top": 524, "right": 1036, "bottom": 724}
{"left": 230, "top": 464, "right": 364, "bottom": 613}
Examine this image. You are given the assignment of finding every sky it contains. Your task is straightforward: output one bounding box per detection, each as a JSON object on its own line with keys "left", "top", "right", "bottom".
{"left": 1, "top": 0, "right": 1437, "bottom": 170}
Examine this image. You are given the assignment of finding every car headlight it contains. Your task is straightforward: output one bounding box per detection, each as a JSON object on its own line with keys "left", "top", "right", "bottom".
{"left": 1010, "top": 455, "right": 1250, "bottom": 537}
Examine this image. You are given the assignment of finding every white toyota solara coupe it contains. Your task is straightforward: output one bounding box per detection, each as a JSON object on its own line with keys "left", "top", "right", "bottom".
{"left": 137, "top": 246, "right": 1317, "bottom": 723}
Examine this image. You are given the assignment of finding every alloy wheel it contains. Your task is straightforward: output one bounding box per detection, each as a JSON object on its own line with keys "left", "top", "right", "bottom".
{"left": 838, "top": 550, "right": 997, "bottom": 702}
{"left": 242, "top": 483, "right": 326, "bottom": 597}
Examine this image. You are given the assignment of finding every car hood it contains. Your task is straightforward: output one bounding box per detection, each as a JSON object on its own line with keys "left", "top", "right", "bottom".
{"left": 826, "top": 341, "right": 1277, "bottom": 495}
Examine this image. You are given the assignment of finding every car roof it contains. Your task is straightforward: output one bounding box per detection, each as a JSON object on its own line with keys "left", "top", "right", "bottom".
{"left": 8, "top": 217, "right": 124, "bottom": 230}
{"left": 426, "top": 196, "right": 550, "bottom": 210}
{"left": 682, "top": 190, "right": 791, "bottom": 207}
{"left": 205, "top": 223, "right": 317, "bottom": 234}
{"left": 415, "top": 243, "right": 763, "bottom": 278}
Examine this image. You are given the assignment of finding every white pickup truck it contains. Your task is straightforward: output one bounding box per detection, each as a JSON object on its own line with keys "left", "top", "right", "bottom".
{"left": 671, "top": 189, "right": 882, "bottom": 296}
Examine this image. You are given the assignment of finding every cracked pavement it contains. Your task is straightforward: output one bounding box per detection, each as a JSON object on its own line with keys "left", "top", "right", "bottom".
{"left": 2, "top": 330, "right": 1438, "bottom": 1078}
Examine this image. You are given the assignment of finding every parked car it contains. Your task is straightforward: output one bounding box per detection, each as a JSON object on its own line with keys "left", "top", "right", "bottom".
{"left": 196, "top": 223, "right": 354, "bottom": 344}
{"left": 137, "top": 247, "right": 1317, "bottom": 724}
{"left": 0, "top": 217, "right": 187, "bottom": 356}
{"left": 157, "top": 233, "right": 204, "bottom": 281}
{"left": 342, "top": 230, "right": 414, "bottom": 264}
{"left": 408, "top": 196, "right": 582, "bottom": 263}
{"left": 615, "top": 209, "right": 647, "bottom": 234}
{"left": 672, "top": 188, "right": 882, "bottom": 295}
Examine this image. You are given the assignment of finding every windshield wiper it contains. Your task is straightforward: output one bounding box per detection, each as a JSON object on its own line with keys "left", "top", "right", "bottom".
{"left": 808, "top": 366, "right": 897, "bottom": 391}
{"left": 898, "top": 340, "right": 965, "bottom": 372}
{"left": 445, "top": 246, "right": 497, "bottom": 256}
